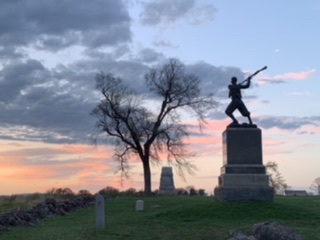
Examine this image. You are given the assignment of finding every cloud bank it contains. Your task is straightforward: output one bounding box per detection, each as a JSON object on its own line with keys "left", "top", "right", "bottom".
{"left": 0, "top": 0, "right": 317, "bottom": 146}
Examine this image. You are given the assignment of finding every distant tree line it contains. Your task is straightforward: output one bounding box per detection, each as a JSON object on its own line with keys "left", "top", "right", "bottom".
{"left": 44, "top": 186, "right": 208, "bottom": 199}
{"left": 98, "top": 186, "right": 207, "bottom": 198}
{"left": 175, "top": 186, "right": 206, "bottom": 196}
{"left": 45, "top": 188, "right": 92, "bottom": 199}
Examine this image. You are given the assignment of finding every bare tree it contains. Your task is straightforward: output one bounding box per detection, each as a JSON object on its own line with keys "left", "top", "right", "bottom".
{"left": 265, "top": 161, "right": 290, "bottom": 193}
{"left": 310, "top": 177, "right": 320, "bottom": 195}
{"left": 91, "top": 59, "right": 216, "bottom": 196}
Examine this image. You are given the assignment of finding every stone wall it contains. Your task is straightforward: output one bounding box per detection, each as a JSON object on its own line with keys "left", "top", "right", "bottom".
{"left": 0, "top": 195, "right": 94, "bottom": 233}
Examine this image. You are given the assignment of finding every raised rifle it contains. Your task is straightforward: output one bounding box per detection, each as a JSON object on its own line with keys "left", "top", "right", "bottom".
{"left": 240, "top": 66, "right": 267, "bottom": 84}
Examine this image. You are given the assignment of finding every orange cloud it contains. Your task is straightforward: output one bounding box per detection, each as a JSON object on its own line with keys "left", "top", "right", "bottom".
{"left": 0, "top": 138, "right": 158, "bottom": 195}
{"left": 0, "top": 140, "right": 119, "bottom": 194}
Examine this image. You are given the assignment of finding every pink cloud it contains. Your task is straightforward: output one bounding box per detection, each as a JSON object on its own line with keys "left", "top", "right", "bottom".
{"left": 258, "top": 69, "right": 316, "bottom": 84}
{"left": 273, "top": 69, "right": 316, "bottom": 80}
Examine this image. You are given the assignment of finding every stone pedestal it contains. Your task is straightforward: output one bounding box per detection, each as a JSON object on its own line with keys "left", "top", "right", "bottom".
{"left": 214, "top": 128, "right": 274, "bottom": 202}
{"left": 159, "top": 167, "right": 176, "bottom": 195}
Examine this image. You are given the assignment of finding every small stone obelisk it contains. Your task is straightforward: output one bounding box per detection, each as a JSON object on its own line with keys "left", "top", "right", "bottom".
{"left": 159, "top": 167, "right": 176, "bottom": 195}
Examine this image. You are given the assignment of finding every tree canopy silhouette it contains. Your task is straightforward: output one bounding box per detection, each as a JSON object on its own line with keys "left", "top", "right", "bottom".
{"left": 310, "top": 177, "right": 320, "bottom": 195}
{"left": 91, "top": 59, "right": 217, "bottom": 196}
{"left": 265, "top": 161, "right": 290, "bottom": 193}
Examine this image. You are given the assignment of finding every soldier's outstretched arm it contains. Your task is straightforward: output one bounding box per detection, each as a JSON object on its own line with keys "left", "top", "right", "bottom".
{"left": 240, "top": 77, "right": 251, "bottom": 88}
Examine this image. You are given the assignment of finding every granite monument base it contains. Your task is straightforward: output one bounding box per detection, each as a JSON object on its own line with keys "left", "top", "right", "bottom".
{"left": 214, "top": 186, "right": 274, "bottom": 202}
{"left": 214, "top": 127, "right": 274, "bottom": 202}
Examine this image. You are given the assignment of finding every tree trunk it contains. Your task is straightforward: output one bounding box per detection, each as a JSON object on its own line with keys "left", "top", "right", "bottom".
{"left": 142, "top": 157, "right": 152, "bottom": 196}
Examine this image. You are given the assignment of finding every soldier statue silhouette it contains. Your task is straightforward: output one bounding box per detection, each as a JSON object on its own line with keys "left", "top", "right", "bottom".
{"left": 225, "top": 66, "right": 267, "bottom": 127}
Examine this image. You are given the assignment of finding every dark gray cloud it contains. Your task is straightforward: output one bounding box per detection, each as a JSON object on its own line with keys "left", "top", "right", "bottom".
{"left": 0, "top": 59, "right": 46, "bottom": 102}
{"left": 1, "top": 51, "right": 318, "bottom": 144}
{"left": 0, "top": 0, "right": 131, "bottom": 50}
{"left": 0, "top": 0, "right": 271, "bottom": 145}
{"left": 0, "top": 54, "right": 244, "bottom": 144}
{"left": 140, "top": 0, "right": 216, "bottom": 26}
{"left": 186, "top": 62, "right": 244, "bottom": 98}
{"left": 0, "top": 56, "right": 150, "bottom": 144}
{"left": 0, "top": 0, "right": 158, "bottom": 144}
{"left": 0, "top": 56, "right": 100, "bottom": 144}
{"left": 137, "top": 48, "right": 165, "bottom": 63}
{"left": 140, "top": 0, "right": 194, "bottom": 25}
{"left": 0, "top": 47, "right": 25, "bottom": 61}
{"left": 71, "top": 58, "right": 149, "bottom": 92}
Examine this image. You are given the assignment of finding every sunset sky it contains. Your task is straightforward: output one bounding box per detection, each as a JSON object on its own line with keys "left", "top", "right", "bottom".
{"left": 0, "top": 0, "right": 319, "bottom": 195}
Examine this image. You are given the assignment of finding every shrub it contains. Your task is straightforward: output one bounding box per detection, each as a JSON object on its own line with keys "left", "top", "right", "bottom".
{"left": 98, "top": 186, "right": 120, "bottom": 198}
{"left": 46, "top": 188, "right": 75, "bottom": 199}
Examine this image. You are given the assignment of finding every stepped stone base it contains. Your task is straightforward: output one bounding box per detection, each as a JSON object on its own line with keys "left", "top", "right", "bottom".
{"left": 219, "top": 174, "right": 269, "bottom": 186}
{"left": 214, "top": 186, "right": 274, "bottom": 202}
{"left": 221, "top": 164, "right": 266, "bottom": 174}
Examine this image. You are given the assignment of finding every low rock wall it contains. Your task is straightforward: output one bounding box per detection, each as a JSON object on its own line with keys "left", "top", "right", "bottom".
{"left": 0, "top": 195, "right": 95, "bottom": 233}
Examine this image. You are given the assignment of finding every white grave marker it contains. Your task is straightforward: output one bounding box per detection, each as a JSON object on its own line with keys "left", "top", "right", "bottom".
{"left": 135, "top": 200, "right": 144, "bottom": 211}
{"left": 95, "top": 194, "right": 105, "bottom": 229}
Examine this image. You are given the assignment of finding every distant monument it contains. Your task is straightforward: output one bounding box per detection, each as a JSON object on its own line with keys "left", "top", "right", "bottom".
{"left": 159, "top": 167, "right": 176, "bottom": 195}
{"left": 214, "top": 66, "right": 274, "bottom": 202}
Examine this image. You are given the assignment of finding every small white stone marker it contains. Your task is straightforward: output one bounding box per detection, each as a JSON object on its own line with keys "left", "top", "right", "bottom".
{"left": 95, "top": 194, "right": 105, "bottom": 229}
{"left": 135, "top": 199, "right": 144, "bottom": 211}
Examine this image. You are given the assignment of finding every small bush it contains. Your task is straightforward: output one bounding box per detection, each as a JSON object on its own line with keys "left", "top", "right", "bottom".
{"left": 46, "top": 187, "right": 75, "bottom": 199}
{"left": 98, "top": 186, "right": 120, "bottom": 198}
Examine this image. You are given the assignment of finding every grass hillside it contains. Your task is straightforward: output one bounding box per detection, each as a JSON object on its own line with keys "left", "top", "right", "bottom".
{"left": 0, "top": 196, "right": 319, "bottom": 240}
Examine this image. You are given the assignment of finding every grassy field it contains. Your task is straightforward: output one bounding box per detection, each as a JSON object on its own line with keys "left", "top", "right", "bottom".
{"left": 0, "top": 196, "right": 319, "bottom": 240}
{"left": 0, "top": 194, "right": 46, "bottom": 214}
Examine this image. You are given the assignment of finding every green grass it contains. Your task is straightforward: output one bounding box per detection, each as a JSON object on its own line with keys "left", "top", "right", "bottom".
{"left": 0, "top": 194, "right": 45, "bottom": 214}
{"left": 1, "top": 196, "right": 320, "bottom": 240}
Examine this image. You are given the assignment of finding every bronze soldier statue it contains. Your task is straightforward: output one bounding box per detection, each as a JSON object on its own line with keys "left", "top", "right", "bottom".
{"left": 225, "top": 66, "right": 267, "bottom": 126}
{"left": 225, "top": 76, "right": 253, "bottom": 125}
